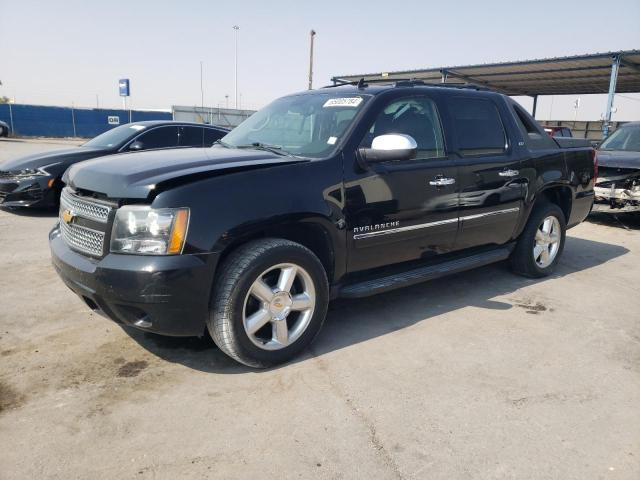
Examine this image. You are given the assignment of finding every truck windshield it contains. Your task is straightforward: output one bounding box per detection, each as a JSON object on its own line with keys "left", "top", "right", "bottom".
{"left": 220, "top": 93, "right": 371, "bottom": 158}
{"left": 599, "top": 126, "right": 640, "bottom": 152}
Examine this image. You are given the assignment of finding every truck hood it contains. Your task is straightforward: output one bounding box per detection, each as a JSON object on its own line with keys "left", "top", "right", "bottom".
{"left": 597, "top": 150, "right": 640, "bottom": 170}
{"left": 65, "top": 146, "right": 308, "bottom": 199}
{"left": 0, "top": 146, "right": 107, "bottom": 171}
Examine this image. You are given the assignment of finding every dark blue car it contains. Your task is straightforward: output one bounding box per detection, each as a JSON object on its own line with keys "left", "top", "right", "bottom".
{"left": 0, "top": 121, "right": 228, "bottom": 208}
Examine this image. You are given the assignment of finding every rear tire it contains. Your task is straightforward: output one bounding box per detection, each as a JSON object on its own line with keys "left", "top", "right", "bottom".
{"left": 208, "top": 238, "right": 329, "bottom": 368}
{"left": 510, "top": 202, "right": 566, "bottom": 278}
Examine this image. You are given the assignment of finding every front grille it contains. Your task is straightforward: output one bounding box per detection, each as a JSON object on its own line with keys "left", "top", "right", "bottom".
{"left": 0, "top": 171, "right": 14, "bottom": 179}
{"left": 59, "top": 218, "right": 105, "bottom": 256}
{"left": 59, "top": 187, "right": 114, "bottom": 257}
{"left": 60, "top": 187, "right": 111, "bottom": 223}
{"left": 23, "top": 183, "right": 43, "bottom": 200}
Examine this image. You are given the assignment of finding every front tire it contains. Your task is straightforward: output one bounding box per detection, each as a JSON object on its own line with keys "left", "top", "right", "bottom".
{"left": 208, "top": 238, "right": 329, "bottom": 368}
{"left": 510, "top": 202, "right": 566, "bottom": 278}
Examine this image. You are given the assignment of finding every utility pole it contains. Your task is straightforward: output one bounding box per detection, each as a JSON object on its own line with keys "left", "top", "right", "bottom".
{"left": 233, "top": 25, "right": 240, "bottom": 109}
{"left": 308, "top": 30, "right": 316, "bottom": 90}
{"left": 225, "top": 94, "right": 229, "bottom": 109}
{"left": 200, "top": 61, "right": 204, "bottom": 111}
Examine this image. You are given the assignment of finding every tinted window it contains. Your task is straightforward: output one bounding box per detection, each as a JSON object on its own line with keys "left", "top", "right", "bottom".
{"left": 178, "top": 126, "right": 204, "bottom": 147}
{"left": 136, "top": 126, "right": 179, "bottom": 149}
{"left": 361, "top": 96, "right": 445, "bottom": 160}
{"left": 450, "top": 98, "right": 506, "bottom": 156}
{"left": 204, "top": 128, "right": 226, "bottom": 146}
{"left": 512, "top": 104, "right": 540, "bottom": 136}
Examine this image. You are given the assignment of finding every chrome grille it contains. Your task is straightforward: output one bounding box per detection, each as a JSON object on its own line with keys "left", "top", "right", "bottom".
{"left": 60, "top": 187, "right": 111, "bottom": 223}
{"left": 0, "top": 171, "right": 15, "bottom": 179}
{"left": 59, "top": 219, "right": 105, "bottom": 256}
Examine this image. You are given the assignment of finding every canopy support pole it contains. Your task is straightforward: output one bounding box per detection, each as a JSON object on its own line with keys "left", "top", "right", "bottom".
{"left": 532, "top": 95, "right": 538, "bottom": 118}
{"left": 603, "top": 55, "right": 621, "bottom": 138}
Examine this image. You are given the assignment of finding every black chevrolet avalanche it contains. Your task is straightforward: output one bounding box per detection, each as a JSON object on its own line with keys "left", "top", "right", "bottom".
{"left": 50, "top": 82, "right": 596, "bottom": 367}
{"left": 0, "top": 121, "right": 228, "bottom": 208}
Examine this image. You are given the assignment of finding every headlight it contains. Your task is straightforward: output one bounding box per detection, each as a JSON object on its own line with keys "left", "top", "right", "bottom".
{"left": 110, "top": 206, "right": 190, "bottom": 255}
{"left": 12, "top": 168, "right": 47, "bottom": 179}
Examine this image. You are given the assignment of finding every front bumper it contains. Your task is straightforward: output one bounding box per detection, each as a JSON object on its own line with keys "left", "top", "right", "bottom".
{"left": 594, "top": 185, "right": 640, "bottom": 210}
{"left": 50, "top": 225, "right": 219, "bottom": 336}
{"left": 0, "top": 176, "right": 56, "bottom": 208}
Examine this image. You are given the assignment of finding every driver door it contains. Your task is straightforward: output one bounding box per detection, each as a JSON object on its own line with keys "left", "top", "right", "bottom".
{"left": 343, "top": 95, "right": 459, "bottom": 273}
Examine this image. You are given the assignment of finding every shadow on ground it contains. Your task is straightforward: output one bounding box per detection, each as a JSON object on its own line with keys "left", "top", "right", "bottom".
{"left": 0, "top": 206, "right": 58, "bottom": 218}
{"left": 123, "top": 235, "right": 629, "bottom": 374}
{"left": 587, "top": 211, "right": 640, "bottom": 230}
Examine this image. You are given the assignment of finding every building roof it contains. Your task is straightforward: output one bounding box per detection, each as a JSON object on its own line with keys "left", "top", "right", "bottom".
{"left": 332, "top": 50, "right": 640, "bottom": 97}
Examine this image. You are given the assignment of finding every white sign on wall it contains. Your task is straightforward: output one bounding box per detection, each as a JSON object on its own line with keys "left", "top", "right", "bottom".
{"left": 108, "top": 116, "right": 120, "bottom": 125}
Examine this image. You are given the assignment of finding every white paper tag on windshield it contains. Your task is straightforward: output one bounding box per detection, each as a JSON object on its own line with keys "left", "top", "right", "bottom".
{"left": 327, "top": 136, "right": 337, "bottom": 145}
{"left": 323, "top": 97, "right": 363, "bottom": 108}
{"left": 129, "top": 125, "right": 146, "bottom": 131}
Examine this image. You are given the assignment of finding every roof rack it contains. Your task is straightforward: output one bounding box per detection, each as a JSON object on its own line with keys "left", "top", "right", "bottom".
{"left": 324, "top": 77, "right": 492, "bottom": 92}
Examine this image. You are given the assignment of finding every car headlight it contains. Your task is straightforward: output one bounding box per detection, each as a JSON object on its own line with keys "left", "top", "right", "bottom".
{"left": 13, "top": 168, "right": 48, "bottom": 179}
{"left": 110, "top": 206, "right": 190, "bottom": 255}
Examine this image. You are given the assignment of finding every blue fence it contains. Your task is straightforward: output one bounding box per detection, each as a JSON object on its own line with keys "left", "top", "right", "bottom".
{"left": 0, "top": 104, "right": 172, "bottom": 138}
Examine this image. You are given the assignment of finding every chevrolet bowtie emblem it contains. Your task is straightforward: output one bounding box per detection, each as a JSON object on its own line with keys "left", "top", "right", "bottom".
{"left": 62, "top": 209, "right": 75, "bottom": 224}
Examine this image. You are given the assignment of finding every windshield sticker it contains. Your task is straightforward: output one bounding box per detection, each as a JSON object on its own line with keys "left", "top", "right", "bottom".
{"left": 323, "top": 97, "right": 363, "bottom": 108}
{"left": 327, "top": 136, "right": 337, "bottom": 145}
{"left": 129, "top": 125, "right": 146, "bottom": 131}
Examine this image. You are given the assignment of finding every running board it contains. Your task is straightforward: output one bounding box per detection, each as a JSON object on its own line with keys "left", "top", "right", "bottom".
{"left": 338, "top": 246, "right": 513, "bottom": 299}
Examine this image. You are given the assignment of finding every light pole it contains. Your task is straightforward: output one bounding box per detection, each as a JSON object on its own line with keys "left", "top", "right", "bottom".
{"left": 308, "top": 30, "right": 316, "bottom": 90}
{"left": 233, "top": 25, "right": 240, "bottom": 109}
{"left": 200, "top": 60, "right": 204, "bottom": 111}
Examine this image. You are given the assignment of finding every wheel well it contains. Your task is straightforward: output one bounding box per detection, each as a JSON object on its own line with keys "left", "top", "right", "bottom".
{"left": 539, "top": 186, "right": 572, "bottom": 222}
{"left": 217, "top": 222, "right": 335, "bottom": 281}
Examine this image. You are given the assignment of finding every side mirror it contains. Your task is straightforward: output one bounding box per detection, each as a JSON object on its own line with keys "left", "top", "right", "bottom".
{"left": 358, "top": 134, "right": 417, "bottom": 165}
{"left": 129, "top": 140, "right": 144, "bottom": 151}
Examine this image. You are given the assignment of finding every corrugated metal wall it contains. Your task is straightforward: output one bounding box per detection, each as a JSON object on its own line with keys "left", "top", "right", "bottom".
{"left": 172, "top": 105, "right": 254, "bottom": 129}
{"left": 0, "top": 104, "right": 172, "bottom": 138}
{"left": 538, "top": 120, "right": 627, "bottom": 141}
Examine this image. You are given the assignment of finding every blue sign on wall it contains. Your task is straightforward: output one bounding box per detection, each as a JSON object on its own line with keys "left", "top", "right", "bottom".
{"left": 119, "top": 79, "right": 130, "bottom": 97}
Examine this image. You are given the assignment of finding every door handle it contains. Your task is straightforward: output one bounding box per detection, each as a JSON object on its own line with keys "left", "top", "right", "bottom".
{"left": 499, "top": 169, "right": 519, "bottom": 177}
{"left": 429, "top": 176, "right": 456, "bottom": 186}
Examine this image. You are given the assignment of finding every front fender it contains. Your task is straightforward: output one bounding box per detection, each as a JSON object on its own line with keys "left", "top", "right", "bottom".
{"left": 150, "top": 157, "right": 346, "bottom": 279}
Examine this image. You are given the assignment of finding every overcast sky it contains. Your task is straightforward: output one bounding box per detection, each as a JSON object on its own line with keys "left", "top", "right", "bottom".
{"left": 1, "top": 0, "right": 639, "bottom": 121}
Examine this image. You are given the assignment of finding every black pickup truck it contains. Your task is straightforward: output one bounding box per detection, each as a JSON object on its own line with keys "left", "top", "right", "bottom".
{"left": 50, "top": 81, "right": 596, "bottom": 367}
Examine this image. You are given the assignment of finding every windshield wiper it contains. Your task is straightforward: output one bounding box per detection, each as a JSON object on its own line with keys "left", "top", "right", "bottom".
{"left": 235, "top": 142, "right": 294, "bottom": 157}
{"left": 212, "top": 139, "right": 232, "bottom": 148}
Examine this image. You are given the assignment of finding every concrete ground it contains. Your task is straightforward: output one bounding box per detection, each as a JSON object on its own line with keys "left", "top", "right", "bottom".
{"left": 0, "top": 138, "right": 639, "bottom": 479}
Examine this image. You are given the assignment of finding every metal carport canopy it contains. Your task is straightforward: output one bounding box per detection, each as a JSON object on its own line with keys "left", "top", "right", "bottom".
{"left": 332, "top": 50, "right": 640, "bottom": 97}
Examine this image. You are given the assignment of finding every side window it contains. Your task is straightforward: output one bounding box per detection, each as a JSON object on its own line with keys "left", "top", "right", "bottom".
{"left": 512, "top": 104, "right": 541, "bottom": 137}
{"left": 136, "top": 126, "right": 179, "bottom": 150}
{"left": 203, "top": 128, "right": 225, "bottom": 146}
{"left": 511, "top": 103, "right": 558, "bottom": 150}
{"left": 361, "top": 97, "right": 445, "bottom": 160}
{"left": 178, "top": 126, "right": 204, "bottom": 147}
{"left": 449, "top": 98, "right": 507, "bottom": 156}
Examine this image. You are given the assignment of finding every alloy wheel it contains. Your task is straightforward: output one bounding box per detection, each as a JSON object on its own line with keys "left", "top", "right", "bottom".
{"left": 533, "top": 215, "right": 561, "bottom": 268}
{"left": 242, "top": 263, "right": 316, "bottom": 351}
